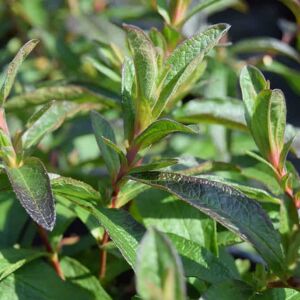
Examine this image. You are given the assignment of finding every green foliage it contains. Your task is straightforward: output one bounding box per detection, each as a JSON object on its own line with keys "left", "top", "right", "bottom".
{"left": 1, "top": 1, "right": 300, "bottom": 299}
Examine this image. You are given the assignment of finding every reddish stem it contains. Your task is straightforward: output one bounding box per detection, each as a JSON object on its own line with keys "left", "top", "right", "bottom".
{"left": 37, "top": 225, "right": 65, "bottom": 280}
{"left": 99, "top": 231, "right": 109, "bottom": 280}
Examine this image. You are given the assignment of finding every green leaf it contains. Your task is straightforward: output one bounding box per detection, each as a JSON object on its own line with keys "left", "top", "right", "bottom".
{"left": 135, "top": 189, "right": 216, "bottom": 249}
{"left": 59, "top": 198, "right": 240, "bottom": 284}
{"left": 5, "top": 157, "right": 56, "bottom": 231}
{"left": 280, "top": 0, "right": 300, "bottom": 24}
{"left": 164, "top": 23, "right": 230, "bottom": 86}
{"left": 0, "top": 260, "right": 94, "bottom": 299}
{"left": 134, "top": 119, "right": 194, "bottom": 149}
{"left": 0, "top": 191, "right": 29, "bottom": 248}
{"left": 22, "top": 101, "right": 86, "bottom": 150}
{"left": 251, "top": 89, "right": 286, "bottom": 161}
{"left": 181, "top": 0, "right": 220, "bottom": 25}
{"left": 239, "top": 65, "right": 267, "bottom": 122}
{"left": 129, "top": 158, "right": 178, "bottom": 173}
{"left": 136, "top": 228, "right": 186, "bottom": 300}
{"left": 202, "top": 280, "right": 254, "bottom": 300}
{"left": 253, "top": 288, "right": 300, "bottom": 299}
{"left": 116, "top": 180, "right": 149, "bottom": 208}
{"left": 4, "top": 85, "right": 117, "bottom": 111}
{"left": 61, "top": 257, "right": 112, "bottom": 300}
{"left": 129, "top": 171, "right": 285, "bottom": 275}
{"left": 90, "top": 111, "right": 120, "bottom": 180}
{"left": 173, "top": 98, "right": 247, "bottom": 131}
{"left": 124, "top": 24, "right": 157, "bottom": 127}
{"left": 152, "top": 54, "right": 205, "bottom": 119}
{"left": 0, "top": 248, "right": 47, "bottom": 281}
{"left": 155, "top": 0, "right": 171, "bottom": 23}
{"left": 0, "top": 40, "right": 38, "bottom": 105}
{"left": 232, "top": 38, "right": 300, "bottom": 63}
{"left": 85, "top": 56, "right": 121, "bottom": 82}
{"left": 102, "top": 136, "right": 127, "bottom": 166}
{"left": 121, "top": 57, "right": 136, "bottom": 142}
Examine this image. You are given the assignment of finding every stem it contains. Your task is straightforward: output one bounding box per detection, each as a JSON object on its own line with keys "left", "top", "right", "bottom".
{"left": 99, "top": 231, "right": 109, "bottom": 280}
{"left": 37, "top": 225, "right": 65, "bottom": 280}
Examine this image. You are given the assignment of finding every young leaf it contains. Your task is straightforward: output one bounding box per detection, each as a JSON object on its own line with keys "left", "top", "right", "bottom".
{"left": 152, "top": 54, "right": 205, "bottom": 119}
{"left": 5, "top": 157, "right": 56, "bottom": 231}
{"left": 90, "top": 111, "right": 120, "bottom": 180}
{"left": 164, "top": 23, "right": 230, "bottom": 86}
{"left": 155, "top": 0, "right": 171, "bottom": 24}
{"left": 136, "top": 228, "right": 187, "bottom": 300}
{"left": 121, "top": 57, "right": 136, "bottom": 142}
{"left": 0, "top": 40, "right": 38, "bottom": 105}
{"left": 0, "top": 248, "right": 47, "bottom": 281}
{"left": 134, "top": 119, "right": 194, "bottom": 149}
{"left": 129, "top": 171, "right": 285, "bottom": 275}
{"left": 124, "top": 24, "right": 157, "bottom": 127}
{"left": 239, "top": 65, "right": 267, "bottom": 122}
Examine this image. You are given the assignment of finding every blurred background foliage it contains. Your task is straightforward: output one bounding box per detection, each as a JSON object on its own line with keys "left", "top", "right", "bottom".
{"left": 1, "top": 0, "right": 300, "bottom": 298}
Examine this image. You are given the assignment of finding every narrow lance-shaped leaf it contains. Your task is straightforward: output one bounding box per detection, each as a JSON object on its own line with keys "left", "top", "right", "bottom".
{"left": 130, "top": 171, "right": 285, "bottom": 275}
{"left": 164, "top": 23, "right": 230, "bottom": 86}
{"left": 134, "top": 119, "right": 194, "bottom": 150}
{"left": 0, "top": 40, "right": 39, "bottom": 105}
{"left": 239, "top": 65, "right": 267, "bottom": 123}
{"left": 22, "top": 101, "right": 85, "bottom": 150}
{"left": 124, "top": 24, "right": 157, "bottom": 105}
{"left": 5, "top": 157, "right": 56, "bottom": 231}
{"left": 136, "top": 228, "right": 187, "bottom": 300}
{"left": 152, "top": 54, "right": 205, "bottom": 119}
{"left": 90, "top": 111, "right": 120, "bottom": 180}
{"left": 121, "top": 57, "right": 136, "bottom": 142}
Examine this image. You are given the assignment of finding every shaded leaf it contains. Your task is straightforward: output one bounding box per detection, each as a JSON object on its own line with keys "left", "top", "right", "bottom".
{"left": 5, "top": 157, "right": 55, "bottom": 231}
{"left": 0, "top": 248, "right": 47, "bottom": 281}
{"left": 136, "top": 228, "right": 186, "bottom": 300}
{"left": 130, "top": 171, "right": 285, "bottom": 275}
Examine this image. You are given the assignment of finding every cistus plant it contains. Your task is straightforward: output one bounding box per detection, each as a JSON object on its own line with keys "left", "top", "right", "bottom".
{"left": 1, "top": 0, "right": 300, "bottom": 299}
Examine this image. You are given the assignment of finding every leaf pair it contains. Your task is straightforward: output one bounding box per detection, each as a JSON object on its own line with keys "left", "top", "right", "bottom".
{"left": 122, "top": 23, "right": 230, "bottom": 138}
{"left": 240, "top": 65, "right": 288, "bottom": 170}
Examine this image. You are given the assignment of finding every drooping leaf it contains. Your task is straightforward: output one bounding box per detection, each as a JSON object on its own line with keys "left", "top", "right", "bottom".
{"left": 0, "top": 40, "right": 38, "bottom": 105}
{"left": 22, "top": 101, "right": 87, "bottom": 150}
{"left": 61, "top": 257, "right": 112, "bottom": 300}
{"left": 173, "top": 98, "right": 247, "bottom": 131}
{"left": 130, "top": 172, "right": 285, "bottom": 275}
{"left": 134, "top": 119, "right": 194, "bottom": 149}
{"left": 90, "top": 111, "right": 120, "bottom": 180}
{"left": 164, "top": 23, "right": 230, "bottom": 86}
{"left": 5, "top": 157, "right": 56, "bottom": 231}
{"left": 136, "top": 228, "right": 187, "bottom": 300}
{"left": 0, "top": 248, "right": 47, "bottom": 281}
{"left": 232, "top": 38, "right": 300, "bottom": 63}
